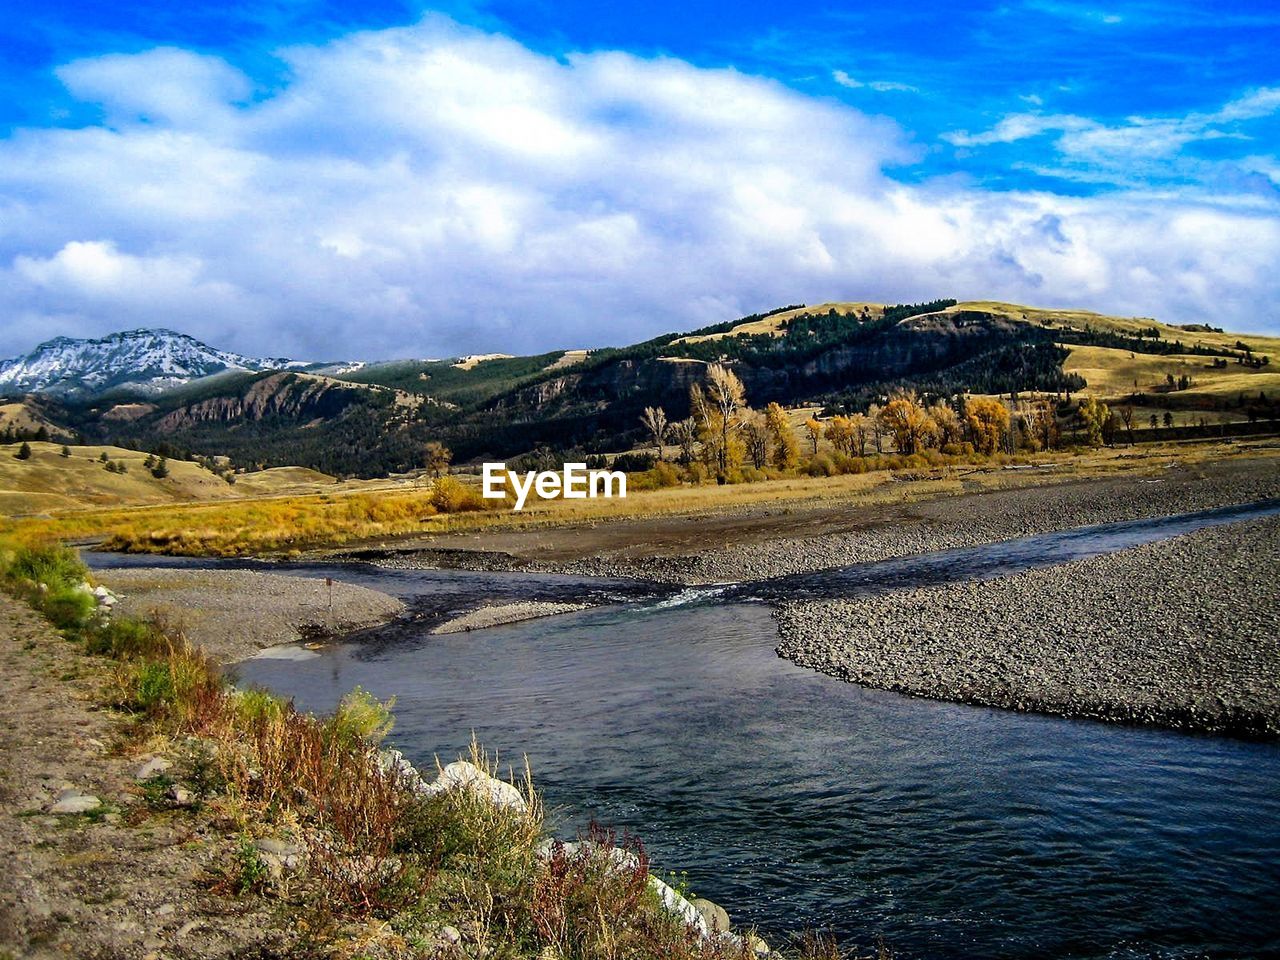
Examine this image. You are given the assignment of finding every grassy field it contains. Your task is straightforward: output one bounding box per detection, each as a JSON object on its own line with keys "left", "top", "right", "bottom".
{"left": 0, "top": 441, "right": 354, "bottom": 516}
{"left": 7, "top": 439, "right": 1273, "bottom": 557}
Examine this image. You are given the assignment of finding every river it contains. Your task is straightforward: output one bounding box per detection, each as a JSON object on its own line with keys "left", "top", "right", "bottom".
{"left": 88, "top": 500, "right": 1280, "bottom": 959}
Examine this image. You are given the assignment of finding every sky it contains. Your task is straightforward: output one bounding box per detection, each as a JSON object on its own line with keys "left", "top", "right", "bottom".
{"left": 1, "top": 0, "right": 1278, "bottom": 360}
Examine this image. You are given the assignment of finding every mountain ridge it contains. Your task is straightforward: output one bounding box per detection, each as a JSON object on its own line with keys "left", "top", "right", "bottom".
{"left": 0, "top": 328, "right": 309, "bottom": 398}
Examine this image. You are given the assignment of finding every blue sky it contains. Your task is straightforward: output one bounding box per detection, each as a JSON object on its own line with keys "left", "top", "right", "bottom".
{"left": 1, "top": 0, "right": 1278, "bottom": 358}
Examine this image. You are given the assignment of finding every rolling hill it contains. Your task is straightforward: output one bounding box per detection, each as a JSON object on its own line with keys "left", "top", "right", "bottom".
{"left": 5, "top": 300, "right": 1276, "bottom": 479}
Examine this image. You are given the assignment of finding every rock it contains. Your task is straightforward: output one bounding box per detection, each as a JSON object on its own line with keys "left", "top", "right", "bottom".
{"left": 424, "top": 760, "right": 528, "bottom": 813}
{"left": 135, "top": 756, "right": 171, "bottom": 780}
{"left": 692, "top": 897, "right": 731, "bottom": 935}
{"left": 747, "top": 932, "right": 772, "bottom": 956}
{"left": 49, "top": 788, "right": 101, "bottom": 814}
{"left": 153, "top": 903, "right": 175, "bottom": 917}
{"left": 167, "top": 784, "right": 195, "bottom": 807}
{"left": 252, "top": 837, "right": 306, "bottom": 885}
{"left": 646, "top": 874, "right": 708, "bottom": 936}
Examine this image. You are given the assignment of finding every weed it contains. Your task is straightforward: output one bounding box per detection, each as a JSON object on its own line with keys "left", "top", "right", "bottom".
{"left": 233, "top": 834, "right": 269, "bottom": 894}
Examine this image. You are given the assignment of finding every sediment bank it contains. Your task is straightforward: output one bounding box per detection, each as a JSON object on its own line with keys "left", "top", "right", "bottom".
{"left": 95, "top": 568, "right": 404, "bottom": 662}
{"left": 775, "top": 515, "right": 1280, "bottom": 737}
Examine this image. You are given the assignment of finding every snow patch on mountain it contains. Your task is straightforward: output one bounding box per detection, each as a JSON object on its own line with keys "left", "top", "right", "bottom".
{"left": 0, "top": 329, "right": 312, "bottom": 398}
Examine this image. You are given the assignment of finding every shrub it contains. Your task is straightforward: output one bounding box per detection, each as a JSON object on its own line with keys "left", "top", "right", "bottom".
{"left": 5, "top": 543, "right": 83, "bottom": 592}
{"left": 431, "top": 476, "right": 484, "bottom": 513}
{"left": 327, "top": 686, "right": 395, "bottom": 748}
{"left": 130, "top": 660, "right": 177, "bottom": 713}
{"left": 43, "top": 586, "right": 97, "bottom": 630}
{"left": 85, "top": 617, "right": 167, "bottom": 659}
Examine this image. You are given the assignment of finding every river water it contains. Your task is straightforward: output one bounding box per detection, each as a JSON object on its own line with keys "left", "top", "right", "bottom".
{"left": 88, "top": 501, "right": 1280, "bottom": 959}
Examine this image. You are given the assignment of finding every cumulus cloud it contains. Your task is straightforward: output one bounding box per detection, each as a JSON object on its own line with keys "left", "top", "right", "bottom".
{"left": 1, "top": 16, "right": 1278, "bottom": 361}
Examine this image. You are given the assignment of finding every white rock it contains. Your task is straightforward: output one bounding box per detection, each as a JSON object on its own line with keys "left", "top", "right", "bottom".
{"left": 167, "top": 785, "right": 195, "bottom": 806}
{"left": 135, "top": 756, "right": 171, "bottom": 780}
{"left": 49, "top": 788, "right": 101, "bottom": 814}
{"left": 646, "top": 874, "right": 709, "bottom": 936}
{"left": 423, "top": 760, "right": 528, "bottom": 813}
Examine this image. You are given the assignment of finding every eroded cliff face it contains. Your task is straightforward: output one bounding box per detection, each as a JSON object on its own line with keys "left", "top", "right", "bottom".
{"left": 154, "top": 373, "right": 370, "bottom": 431}
{"left": 490, "top": 357, "right": 708, "bottom": 418}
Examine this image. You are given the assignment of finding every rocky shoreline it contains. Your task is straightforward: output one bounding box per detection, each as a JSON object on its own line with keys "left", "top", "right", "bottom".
{"left": 775, "top": 514, "right": 1280, "bottom": 737}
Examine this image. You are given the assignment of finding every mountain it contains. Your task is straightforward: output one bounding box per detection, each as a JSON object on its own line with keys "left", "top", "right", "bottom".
{"left": 0, "top": 329, "right": 306, "bottom": 398}
{"left": 8, "top": 301, "right": 1277, "bottom": 478}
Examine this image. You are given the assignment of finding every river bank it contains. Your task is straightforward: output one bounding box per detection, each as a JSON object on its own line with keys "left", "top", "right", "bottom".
{"left": 94, "top": 567, "right": 405, "bottom": 662}
{"left": 370, "top": 454, "right": 1280, "bottom": 586}
{"left": 775, "top": 514, "right": 1280, "bottom": 737}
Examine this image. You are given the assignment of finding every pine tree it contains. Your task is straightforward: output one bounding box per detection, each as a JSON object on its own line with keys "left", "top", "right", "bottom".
{"left": 16, "top": 441, "right": 32, "bottom": 460}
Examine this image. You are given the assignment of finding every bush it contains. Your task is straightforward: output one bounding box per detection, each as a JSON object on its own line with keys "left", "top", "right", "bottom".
{"left": 327, "top": 686, "right": 395, "bottom": 748}
{"left": 43, "top": 586, "right": 97, "bottom": 630}
{"left": 5, "top": 543, "right": 84, "bottom": 591}
{"left": 431, "top": 476, "right": 485, "bottom": 513}
{"left": 85, "top": 617, "right": 167, "bottom": 659}
{"left": 130, "top": 660, "right": 177, "bottom": 714}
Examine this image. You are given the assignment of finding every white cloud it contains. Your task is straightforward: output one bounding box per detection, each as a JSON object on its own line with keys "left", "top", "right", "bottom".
{"left": 832, "top": 70, "right": 919, "bottom": 93}
{"left": 946, "top": 86, "right": 1280, "bottom": 178}
{"left": 1, "top": 16, "right": 1278, "bottom": 362}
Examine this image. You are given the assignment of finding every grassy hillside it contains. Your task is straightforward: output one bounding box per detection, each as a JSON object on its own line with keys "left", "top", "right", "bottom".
{"left": 0, "top": 441, "right": 338, "bottom": 516}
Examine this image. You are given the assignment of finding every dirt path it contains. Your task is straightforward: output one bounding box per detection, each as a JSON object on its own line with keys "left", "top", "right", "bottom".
{"left": 0, "top": 593, "right": 298, "bottom": 959}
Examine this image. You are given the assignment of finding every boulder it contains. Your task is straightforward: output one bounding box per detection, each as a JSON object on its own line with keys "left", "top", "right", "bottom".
{"left": 646, "top": 874, "right": 709, "bottom": 936}
{"left": 691, "top": 897, "right": 731, "bottom": 935}
{"left": 423, "top": 760, "right": 528, "bottom": 813}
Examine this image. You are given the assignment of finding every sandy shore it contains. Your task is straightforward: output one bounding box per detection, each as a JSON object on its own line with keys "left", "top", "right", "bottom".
{"left": 431, "top": 600, "right": 591, "bottom": 634}
{"left": 775, "top": 515, "right": 1280, "bottom": 737}
{"left": 95, "top": 569, "right": 404, "bottom": 663}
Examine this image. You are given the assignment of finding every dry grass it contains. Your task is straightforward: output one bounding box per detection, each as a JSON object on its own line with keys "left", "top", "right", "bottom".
{"left": 6, "top": 441, "right": 1273, "bottom": 557}
{"left": 1061, "top": 344, "right": 1280, "bottom": 400}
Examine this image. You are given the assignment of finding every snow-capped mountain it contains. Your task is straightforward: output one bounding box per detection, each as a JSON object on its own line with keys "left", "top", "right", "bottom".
{"left": 0, "top": 329, "right": 308, "bottom": 398}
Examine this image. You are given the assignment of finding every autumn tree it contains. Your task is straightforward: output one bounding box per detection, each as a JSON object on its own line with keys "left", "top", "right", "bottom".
{"left": 1078, "top": 396, "right": 1110, "bottom": 447}
{"left": 965, "top": 396, "right": 1010, "bottom": 456}
{"left": 424, "top": 441, "right": 452, "bottom": 478}
{"left": 929, "top": 403, "right": 962, "bottom": 448}
{"left": 766, "top": 402, "right": 799, "bottom": 469}
{"left": 824, "top": 416, "right": 854, "bottom": 455}
{"left": 849, "top": 413, "right": 872, "bottom": 457}
{"left": 742, "top": 413, "right": 770, "bottom": 469}
{"left": 671, "top": 418, "right": 698, "bottom": 465}
{"left": 867, "top": 403, "right": 885, "bottom": 453}
{"left": 804, "top": 417, "right": 823, "bottom": 455}
{"left": 640, "top": 406, "right": 669, "bottom": 459}
{"left": 692, "top": 364, "right": 748, "bottom": 473}
{"left": 878, "top": 391, "right": 937, "bottom": 455}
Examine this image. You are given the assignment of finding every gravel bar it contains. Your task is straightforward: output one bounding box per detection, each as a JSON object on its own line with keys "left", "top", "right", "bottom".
{"left": 96, "top": 569, "right": 405, "bottom": 663}
{"left": 431, "top": 600, "right": 591, "bottom": 634}
{"left": 775, "top": 515, "right": 1280, "bottom": 737}
{"left": 547, "top": 458, "right": 1280, "bottom": 584}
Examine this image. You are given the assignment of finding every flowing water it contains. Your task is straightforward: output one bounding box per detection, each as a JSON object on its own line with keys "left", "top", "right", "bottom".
{"left": 88, "top": 501, "right": 1280, "bottom": 959}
